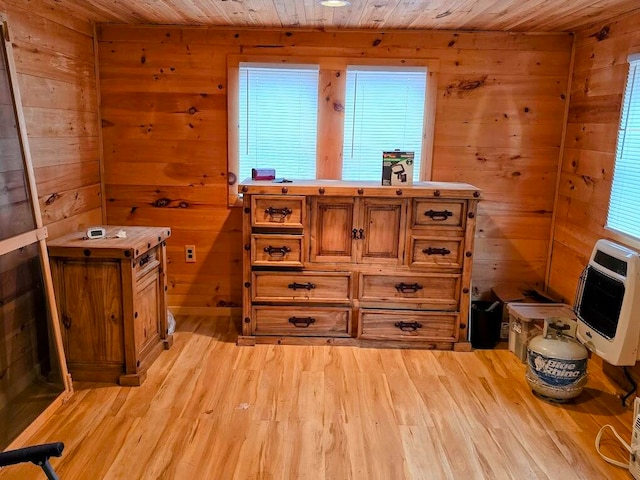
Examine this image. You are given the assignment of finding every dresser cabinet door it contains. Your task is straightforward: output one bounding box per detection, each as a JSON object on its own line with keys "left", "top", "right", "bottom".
{"left": 310, "top": 197, "right": 356, "bottom": 263}
{"left": 357, "top": 198, "right": 406, "bottom": 265}
{"left": 310, "top": 197, "right": 406, "bottom": 265}
{"left": 58, "top": 260, "right": 124, "bottom": 365}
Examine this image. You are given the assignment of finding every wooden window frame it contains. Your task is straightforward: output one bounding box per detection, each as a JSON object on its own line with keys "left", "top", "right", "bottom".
{"left": 227, "top": 54, "right": 439, "bottom": 206}
{"left": 604, "top": 50, "right": 640, "bottom": 251}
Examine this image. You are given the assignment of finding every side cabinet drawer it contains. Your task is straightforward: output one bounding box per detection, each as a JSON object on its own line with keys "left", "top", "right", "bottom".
{"left": 359, "top": 273, "right": 460, "bottom": 310}
{"left": 252, "top": 272, "right": 352, "bottom": 303}
{"left": 409, "top": 236, "right": 463, "bottom": 269}
{"left": 359, "top": 310, "right": 458, "bottom": 341}
{"left": 133, "top": 246, "right": 160, "bottom": 280}
{"left": 252, "top": 195, "right": 304, "bottom": 228}
{"left": 252, "top": 306, "right": 351, "bottom": 337}
{"left": 251, "top": 234, "right": 303, "bottom": 267}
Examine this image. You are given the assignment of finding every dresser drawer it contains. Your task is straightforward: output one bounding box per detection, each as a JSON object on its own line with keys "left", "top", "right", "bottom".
{"left": 252, "top": 195, "right": 304, "bottom": 228}
{"left": 252, "top": 306, "right": 351, "bottom": 337}
{"left": 251, "top": 234, "right": 303, "bottom": 267}
{"left": 359, "top": 273, "right": 460, "bottom": 310}
{"left": 359, "top": 310, "right": 457, "bottom": 341}
{"left": 252, "top": 272, "right": 351, "bottom": 303}
{"left": 412, "top": 200, "right": 465, "bottom": 229}
{"left": 409, "top": 236, "right": 463, "bottom": 269}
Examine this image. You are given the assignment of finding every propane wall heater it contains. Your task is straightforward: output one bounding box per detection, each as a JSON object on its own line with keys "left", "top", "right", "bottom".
{"left": 575, "top": 239, "right": 640, "bottom": 366}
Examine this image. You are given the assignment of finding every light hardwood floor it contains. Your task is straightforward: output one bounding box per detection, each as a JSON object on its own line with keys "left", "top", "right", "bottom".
{"left": 0, "top": 316, "right": 634, "bottom": 479}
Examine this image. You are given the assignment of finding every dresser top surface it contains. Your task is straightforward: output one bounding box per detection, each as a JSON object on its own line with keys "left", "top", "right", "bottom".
{"left": 239, "top": 179, "right": 482, "bottom": 198}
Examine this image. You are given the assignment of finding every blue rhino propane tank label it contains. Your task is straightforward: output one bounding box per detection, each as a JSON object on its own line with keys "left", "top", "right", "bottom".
{"left": 527, "top": 351, "right": 587, "bottom": 387}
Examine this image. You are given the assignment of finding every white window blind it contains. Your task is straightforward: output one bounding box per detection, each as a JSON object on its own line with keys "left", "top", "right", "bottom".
{"left": 342, "top": 67, "right": 427, "bottom": 182}
{"left": 608, "top": 55, "right": 640, "bottom": 240}
{"left": 239, "top": 64, "right": 319, "bottom": 181}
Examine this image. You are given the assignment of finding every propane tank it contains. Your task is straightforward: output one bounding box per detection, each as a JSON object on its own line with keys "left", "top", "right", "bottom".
{"left": 526, "top": 318, "right": 588, "bottom": 402}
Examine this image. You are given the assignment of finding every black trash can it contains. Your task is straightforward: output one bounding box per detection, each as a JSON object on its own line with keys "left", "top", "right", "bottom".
{"left": 470, "top": 301, "right": 502, "bottom": 349}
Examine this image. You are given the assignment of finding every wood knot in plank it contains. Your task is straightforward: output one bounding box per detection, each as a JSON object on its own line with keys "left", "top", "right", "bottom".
{"left": 152, "top": 198, "right": 171, "bottom": 208}
{"left": 333, "top": 102, "right": 344, "bottom": 112}
{"left": 45, "top": 193, "right": 60, "bottom": 205}
{"left": 444, "top": 75, "right": 488, "bottom": 97}
{"left": 590, "top": 26, "right": 610, "bottom": 41}
{"left": 459, "top": 78, "right": 486, "bottom": 90}
{"left": 372, "top": 38, "right": 382, "bottom": 47}
{"left": 436, "top": 11, "right": 452, "bottom": 19}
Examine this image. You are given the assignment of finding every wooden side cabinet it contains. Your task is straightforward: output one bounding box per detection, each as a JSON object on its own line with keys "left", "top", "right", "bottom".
{"left": 48, "top": 226, "right": 172, "bottom": 386}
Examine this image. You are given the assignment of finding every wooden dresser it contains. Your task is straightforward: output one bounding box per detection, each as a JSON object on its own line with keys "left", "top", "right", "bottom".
{"left": 239, "top": 180, "right": 481, "bottom": 350}
{"left": 47, "top": 226, "right": 172, "bottom": 385}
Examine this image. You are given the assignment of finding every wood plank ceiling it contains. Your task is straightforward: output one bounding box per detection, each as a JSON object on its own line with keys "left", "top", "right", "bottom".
{"left": 47, "top": 0, "right": 640, "bottom": 32}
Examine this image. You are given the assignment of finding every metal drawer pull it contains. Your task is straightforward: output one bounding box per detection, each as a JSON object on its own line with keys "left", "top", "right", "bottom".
{"left": 138, "top": 254, "right": 151, "bottom": 267}
{"left": 288, "top": 316, "right": 316, "bottom": 328}
{"left": 264, "top": 245, "right": 291, "bottom": 256}
{"left": 424, "top": 209, "right": 452, "bottom": 221}
{"left": 288, "top": 282, "right": 316, "bottom": 291}
{"left": 395, "top": 282, "right": 424, "bottom": 293}
{"left": 264, "top": 206, "right": 292, "bottom": 219}
{"left": 423, "top": 247, "right": 451, "bottom": 256}
{"left": 394, "top": 321, "right": 423, "bottom": 332}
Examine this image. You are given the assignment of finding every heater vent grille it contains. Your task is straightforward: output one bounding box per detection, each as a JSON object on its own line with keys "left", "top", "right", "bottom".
{"left": 576, "top": 266, "right": 625, "bottom": 340}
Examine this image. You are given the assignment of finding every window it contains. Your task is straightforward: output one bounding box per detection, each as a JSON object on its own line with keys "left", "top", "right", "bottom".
{"left": 607, "top": 54, "right": 640, "bottom": 240}
{"left": 227, "top": 55, "right": 438, "bottom": 206}
{"left": 342, "top": 67, "right": 427, "bottom": 182}
{"left": 238, "top": 64, "right": 319, "bottom": 181}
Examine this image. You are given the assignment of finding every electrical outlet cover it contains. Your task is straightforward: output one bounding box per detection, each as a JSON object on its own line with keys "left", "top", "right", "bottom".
{"left": 185, "top": 245, "right": 196, "bottom": 263}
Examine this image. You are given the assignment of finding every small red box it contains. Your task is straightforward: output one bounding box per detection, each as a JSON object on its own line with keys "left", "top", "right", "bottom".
{"left": 251, "top": 168, "right": 276, "bottom": 181}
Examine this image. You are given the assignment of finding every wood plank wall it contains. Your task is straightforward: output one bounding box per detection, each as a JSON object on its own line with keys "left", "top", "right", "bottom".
{"left": 96, "top": 26, "right": 573, "bottom": 310}
{"left": 0, "top": 0, "right": 102, "bottom": 239}
{"left": 547, "top": 10, "right": 640, "bottom": 302}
